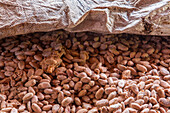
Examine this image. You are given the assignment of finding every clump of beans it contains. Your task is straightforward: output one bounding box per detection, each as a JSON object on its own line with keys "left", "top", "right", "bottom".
{"left": 0, "top": 30, "right": 169, "bottom": 113}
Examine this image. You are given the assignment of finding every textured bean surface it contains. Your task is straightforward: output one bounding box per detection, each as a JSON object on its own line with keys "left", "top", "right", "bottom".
{"left": 0, "top": 31, "right": 169, "bottom": 112}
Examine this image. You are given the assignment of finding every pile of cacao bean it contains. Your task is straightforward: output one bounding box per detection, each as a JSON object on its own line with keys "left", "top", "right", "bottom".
{"left": 0, "top": 31, "right": 169, "bottom": 113}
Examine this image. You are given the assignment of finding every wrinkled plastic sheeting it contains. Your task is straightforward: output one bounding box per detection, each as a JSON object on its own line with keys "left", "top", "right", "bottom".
{"left": 0, "top": 0, "right": 169, "bottom": 39}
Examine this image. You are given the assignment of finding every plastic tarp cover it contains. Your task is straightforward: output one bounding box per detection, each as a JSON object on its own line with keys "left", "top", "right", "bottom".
{"left": 0, "top": 0, "right": 169, "bottom": 39}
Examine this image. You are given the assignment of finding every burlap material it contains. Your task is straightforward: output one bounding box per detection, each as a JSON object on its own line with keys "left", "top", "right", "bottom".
{"left": 0, "top": 0, "right": 169, "bottom": 39}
